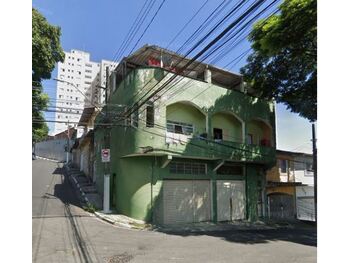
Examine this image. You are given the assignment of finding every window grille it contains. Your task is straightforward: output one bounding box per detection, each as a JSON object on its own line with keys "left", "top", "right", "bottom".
{"left": 166, "top": 120, "right": 193, "bottom": 135}
{"left": 169, "top": 162, "right": 207, "bottom": 175}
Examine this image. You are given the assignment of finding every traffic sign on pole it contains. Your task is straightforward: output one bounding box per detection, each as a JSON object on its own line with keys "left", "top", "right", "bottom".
{"left": 101, "top": 149, "right": 110, "bottom": 162}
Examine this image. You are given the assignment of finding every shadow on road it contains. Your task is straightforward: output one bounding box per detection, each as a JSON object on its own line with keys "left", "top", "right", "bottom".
{"left": 159, "top": 226, "right": 317, "bottom": 247}
{"left": 52, "top": 165, "right": 82, "bottom": 208}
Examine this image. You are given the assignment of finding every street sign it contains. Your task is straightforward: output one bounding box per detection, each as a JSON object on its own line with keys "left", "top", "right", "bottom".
{"left": 101, "top": 149, "right": 110, "bottom": 162}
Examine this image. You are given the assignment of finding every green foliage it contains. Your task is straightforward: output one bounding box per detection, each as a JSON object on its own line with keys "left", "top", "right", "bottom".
{"left": 32, "top": 8, "right": 64, "bottom": 82}
{"left": 32, "top": 8, "right": 64, "bottom": 141}
{"left": 83, "top": 203, "right": 97, "bottom": 213}
{"left": 32, "top": 84, "right": 50, "bottom": 142}
{"left": 240, "top": 0, "right": 316, "bottom": 121}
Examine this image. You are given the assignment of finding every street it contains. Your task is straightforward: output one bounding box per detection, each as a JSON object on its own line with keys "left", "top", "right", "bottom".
{"left": 32, "top": 159, "right": 316, "bottom": 263}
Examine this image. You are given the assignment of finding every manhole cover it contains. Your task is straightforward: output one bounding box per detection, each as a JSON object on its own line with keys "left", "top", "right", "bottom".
{"left": 105, "top": 252, "right": 134, "bottom": 263}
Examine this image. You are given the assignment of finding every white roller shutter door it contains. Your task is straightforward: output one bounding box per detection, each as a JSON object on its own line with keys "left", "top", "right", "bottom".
{"left": 217, "top": 180, "right": 245, "bottom": 221}
{"left": 193, "top": 181, "right": 211, "bottom": 222}
{"left": 296, "top": 186, "right": 315, "bottom": 221}
{"left": 163, "top": 180, "right": 211, "bottom": 224}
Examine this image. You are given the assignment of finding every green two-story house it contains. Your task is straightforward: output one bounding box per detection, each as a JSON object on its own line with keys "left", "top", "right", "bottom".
{"left": 93, "top": 45, "right": 276, "bottom": 225}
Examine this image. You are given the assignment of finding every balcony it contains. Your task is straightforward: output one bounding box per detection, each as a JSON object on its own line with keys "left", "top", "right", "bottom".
{"left": 165, "top": 136, "right": 275, "bottom": 165}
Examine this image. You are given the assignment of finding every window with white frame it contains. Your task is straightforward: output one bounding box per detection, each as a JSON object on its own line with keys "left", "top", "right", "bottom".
{"left": 166, "top": 120, "right": 193, "bottom": 135}
{"left": 169, "top": 162, "right": 207, "bottom": 175}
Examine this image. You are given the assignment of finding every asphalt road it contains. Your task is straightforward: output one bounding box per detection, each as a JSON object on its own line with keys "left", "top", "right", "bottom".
{"left": 32, "top": 159, "right": 317, "bottom": 263}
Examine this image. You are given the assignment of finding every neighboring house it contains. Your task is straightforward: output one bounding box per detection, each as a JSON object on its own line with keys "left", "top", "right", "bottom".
{"left": 93, "top": 45, "right": 276, "bottom": 225}
{"left": 72, "top": 107, "right": 99, "bottom": 181}
{"left": 266, "top": 150, "right": 315, "bottom": 221}
{"left": 293, "top": 153, "right": 315, "bottom": 222}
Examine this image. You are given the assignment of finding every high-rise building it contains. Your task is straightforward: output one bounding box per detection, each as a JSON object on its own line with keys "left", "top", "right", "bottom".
{"left": 85, "top": 59, "right": 118, "bottom": 107}
{"left": 53, "top": 49, "right": 117, "bottom": 135}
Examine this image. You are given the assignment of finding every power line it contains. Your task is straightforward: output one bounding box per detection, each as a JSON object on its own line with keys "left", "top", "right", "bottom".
{"left": 122, "top": 0, "right": 236, "bottom": 106}
{"left": 151, "top": 3, "right": 279, "bottom": 109}
{"left": 165, "top": 0, "right": 210, "bottom": 50}
{"left": 110, "top": 0, "right": 158, "bottom": 71}
{"left": 110, "top": 0, "right": 152, "bottom": 64}
{"left": 122, "top": 0, "right": 270, "bottom": 122}
{"left": 128, "top": 0, "right": 167, "bottom": 56}
{"left": 122, "top": 0, "right": 250, "bottom": 117}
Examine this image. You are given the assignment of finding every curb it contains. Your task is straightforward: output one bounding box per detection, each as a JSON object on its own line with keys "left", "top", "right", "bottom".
{"left": 94, "top": 212, "right": 148, "bottom": 230}
{"left": 36, "top": 156, "right": 62, "bottom": 163}
{"left": 94, "top": 212, "right": 119, "bottom": 225}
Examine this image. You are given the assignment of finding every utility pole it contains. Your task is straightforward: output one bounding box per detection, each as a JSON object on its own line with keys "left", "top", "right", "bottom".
{"left": 66, "top": 120, "right": 70, "bottom": 164}
{"left": 103, "top": 66, "right": 112, "bottom": 213}
{"left": 312, "top": 123, "right": 317, "bottom": 223}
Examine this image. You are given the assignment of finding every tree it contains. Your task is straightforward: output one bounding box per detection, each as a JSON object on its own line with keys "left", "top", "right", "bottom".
{"left": 32, "top": 8, "right": 64, "bottom": 141}
{"left": 240, "top": 0, "right": 316, "bottom": 122}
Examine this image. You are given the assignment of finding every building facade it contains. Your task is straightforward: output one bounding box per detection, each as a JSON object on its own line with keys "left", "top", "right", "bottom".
{"left": 93, "top": 45, "right": 276, "bottom": 224}
{"left": 54, "top": 49, "right": 117, "bottom": 135}
{"left": 266, "top": 150, "right": 315, "bottom": 221}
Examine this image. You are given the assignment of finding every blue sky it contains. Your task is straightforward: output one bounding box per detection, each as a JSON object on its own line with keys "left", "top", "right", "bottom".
{"left": 33, "top": 0, "right": 313, "bottom": 153}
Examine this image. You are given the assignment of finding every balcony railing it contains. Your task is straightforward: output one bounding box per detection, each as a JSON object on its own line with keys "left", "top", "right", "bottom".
{"left": 165, "top": 135, "right": 275, "bottom": 164}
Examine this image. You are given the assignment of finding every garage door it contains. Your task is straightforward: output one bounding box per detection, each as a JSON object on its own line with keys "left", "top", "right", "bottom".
{"left": 296, "top": 186, "right": 315, "bottom": 222}
{"left": 217, "top": 180, "right": 245, "bottom": 221}
{"left": 296, "top": 196, "right": 315, "bottom": 221}
{"left": 163, "top": 180, "right": 211, "bottom": 224}
{"left": 268, "top": 193, "right": 294, "bottom": 219}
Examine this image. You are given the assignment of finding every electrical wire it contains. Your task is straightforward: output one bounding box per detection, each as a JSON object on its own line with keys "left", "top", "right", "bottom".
{"left": 122, "top": 0, "right": 270, "bottom": 122}
{"left": 110, "top": 0, "right": 155, "bottom": 68}
{"left": 128, "top": 0, "right": 167, "bottom": 56}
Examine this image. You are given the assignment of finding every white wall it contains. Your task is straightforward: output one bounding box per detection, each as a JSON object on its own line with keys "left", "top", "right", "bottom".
{"left": 35, "top": 139, "right": 73, "bottom": 161}
{"left": 293, "top": 155, "right": 314, "bottom": 185}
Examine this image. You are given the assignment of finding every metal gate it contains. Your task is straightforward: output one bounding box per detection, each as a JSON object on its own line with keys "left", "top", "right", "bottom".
{"left": 162, "top": 180, "right": 211, "bottom": 224}
{"left": 268, "top": 193, "right": 295, "bottom": 219}
{"left": 217, "top": 180, "right": 245, "bottom": 221}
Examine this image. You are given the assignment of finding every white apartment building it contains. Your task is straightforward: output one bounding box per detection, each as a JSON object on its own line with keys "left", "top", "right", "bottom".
{"left": 85, "top": 59, "right": 118, "bottom": 107}
{"left": 54, "top": 49, "right": 117, "bottom": 135}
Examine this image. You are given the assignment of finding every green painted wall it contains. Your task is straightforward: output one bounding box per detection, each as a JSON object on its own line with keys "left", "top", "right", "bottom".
{"left": 212, "top": 112, "right": 242, "bottom": 142}
{"left": 246, "top": 165, "right": 262, "bottom": 221}
{"left": 247, "top": 122, "right": 264, "bottom": 145}
{"left": 166, "top": 103, "right": 206, "bottom": 135}
{"left": 93, "top": 67, "right": 276, "bottom": 223}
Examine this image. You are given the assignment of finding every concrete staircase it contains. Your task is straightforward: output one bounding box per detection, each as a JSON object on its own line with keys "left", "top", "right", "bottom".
{"left": 66, "top": 165, "right": 103, "bottom": 210}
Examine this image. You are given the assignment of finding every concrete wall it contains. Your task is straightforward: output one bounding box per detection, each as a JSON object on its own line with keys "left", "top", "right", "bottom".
{"left": 35, "top": 139, "right": 72, "bottom": 161}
